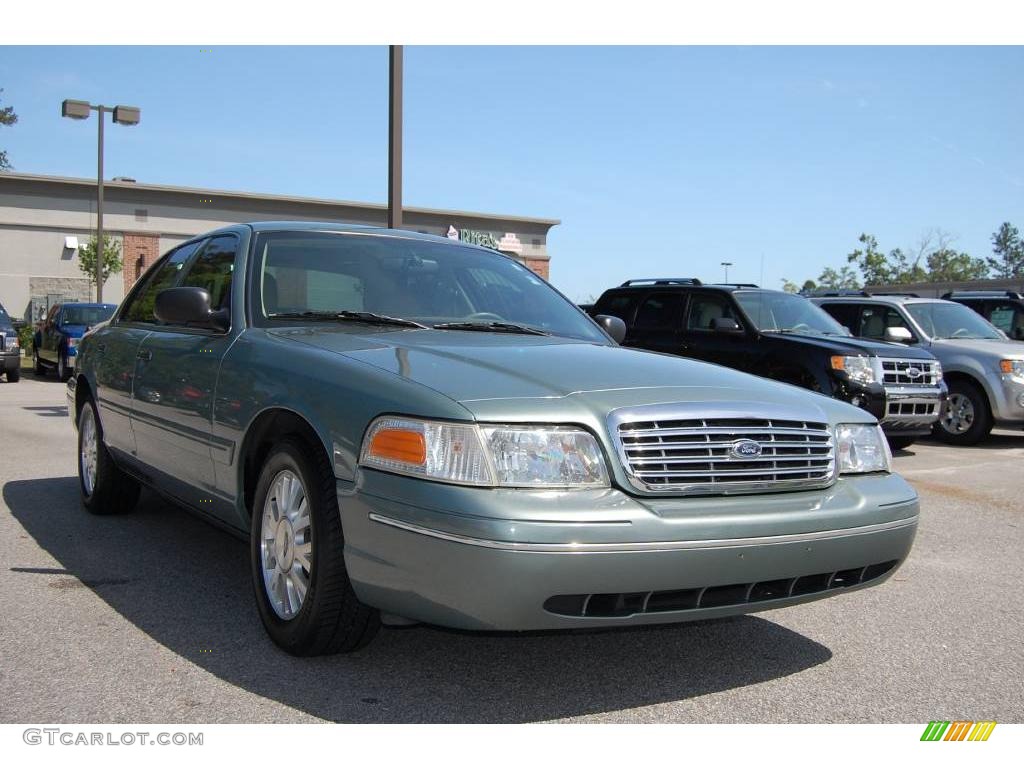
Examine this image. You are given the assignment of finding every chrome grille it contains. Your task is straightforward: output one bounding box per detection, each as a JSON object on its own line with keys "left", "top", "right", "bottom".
{"left": 881, "top": 358, "right": 939, "bottom": 387}
{"left": 615, "top": 415, "right": 836, "bottom": 495}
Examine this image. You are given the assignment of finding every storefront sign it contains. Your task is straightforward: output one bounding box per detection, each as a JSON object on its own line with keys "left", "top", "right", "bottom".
{"left": 458, "top": 228, "right": 500, "bottom": 249}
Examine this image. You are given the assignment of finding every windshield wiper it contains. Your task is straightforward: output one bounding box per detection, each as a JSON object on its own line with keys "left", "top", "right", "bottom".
{"left": 268, "top": 310, "right": 427, "bottom": 329}
{"left": 432, "top": 321, "right": 551, "bottom": 336}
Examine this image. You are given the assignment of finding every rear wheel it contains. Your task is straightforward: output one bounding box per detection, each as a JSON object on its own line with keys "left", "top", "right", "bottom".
{"left": 934, "top": 380, "right": 992, "bottom": 446}
{"left": 886, "top": 436, "right": 916, "bottom": 452}
{"left": 58, "top": 354, "right": 71, "bottom": 382}
{"left": 5, "top": 364, "right": 19, "bottom": 382}
{"left": 78, "top": 399, "right": 141, "bottom": 515}
{"left": 250, "top": 438, "right": 379, "bottom": 655}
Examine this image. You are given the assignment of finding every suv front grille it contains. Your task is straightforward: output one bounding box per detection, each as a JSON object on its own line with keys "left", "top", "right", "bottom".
{"left": 615, "top": 416, "right": 836, "bottom": 495}
{"left": 881, "top": 358, "right": 940, "bottom": 387}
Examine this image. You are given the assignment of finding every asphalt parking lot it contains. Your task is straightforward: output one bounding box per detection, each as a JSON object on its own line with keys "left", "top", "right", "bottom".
{"left": 1, "top": 373, "right": 1022, "bottom": 723}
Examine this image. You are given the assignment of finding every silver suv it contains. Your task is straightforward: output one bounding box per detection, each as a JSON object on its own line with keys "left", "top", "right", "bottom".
{"left": 814, "top": 294, "right": 1024, "bottom": 445}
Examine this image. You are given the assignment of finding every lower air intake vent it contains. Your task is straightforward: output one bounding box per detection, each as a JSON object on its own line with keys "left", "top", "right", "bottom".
{"left": 543, "top": 560, "right": 899, "bottom": 618}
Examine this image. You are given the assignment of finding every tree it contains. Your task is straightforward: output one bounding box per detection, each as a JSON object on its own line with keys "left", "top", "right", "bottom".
{"left": 780, "top": 279, "right": 800, "bottom": 293}
{"left": 77, "top": 234, "right": 123, "bottom": 292}
{"left": 988, "top": 222, "right": 1023, "bottom": 278}
{"left": 817, "top": 266, "right": 861, "bottom": 290}
{"left": 846, "top": 234, "right": 893, "bottom": 285}
{"left": 0, "top": 88, "right": 17, "bottom": 171}
{"left": 801, "top": 279, "right": 818, "bottom": 294}
{"left": 926, "top": 248, "right": 989, "bottom": 281}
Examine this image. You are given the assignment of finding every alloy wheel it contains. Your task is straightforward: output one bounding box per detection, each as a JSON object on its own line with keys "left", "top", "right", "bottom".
{"left": 260, "top": 469, "right": 313, "bottom": 620}
{"left": 79, "top": 406, "right": 98, "bottom": 496}
{"left": 941, "top": 392, "right": 974, "bottom": 435}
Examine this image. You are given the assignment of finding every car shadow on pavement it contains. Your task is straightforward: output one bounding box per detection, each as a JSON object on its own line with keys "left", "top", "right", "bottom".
{"left": 4, "top": 477, "right": 833, "bottom": 723}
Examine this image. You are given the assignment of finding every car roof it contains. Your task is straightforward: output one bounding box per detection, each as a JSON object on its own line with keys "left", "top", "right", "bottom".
{"left": 607, "top": 283, "right": 773, "bottom": 294}
{"left": 815, "top": 295, "right": 950, "bottom": 306}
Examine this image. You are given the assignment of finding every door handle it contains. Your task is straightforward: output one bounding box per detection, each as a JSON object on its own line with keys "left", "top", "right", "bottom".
{"left": 96, "top": 343, "right": 106, "bottom": 354}
{"left": 136, "top": 349, "right": 153, "bottom": 362}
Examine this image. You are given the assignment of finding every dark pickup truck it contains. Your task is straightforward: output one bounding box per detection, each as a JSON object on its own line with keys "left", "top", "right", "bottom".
{"left": 590, "top": 279, "right": 947, "bottom": 449}
{"left": 0, "top": 302, "right": 21, "bottom": 382}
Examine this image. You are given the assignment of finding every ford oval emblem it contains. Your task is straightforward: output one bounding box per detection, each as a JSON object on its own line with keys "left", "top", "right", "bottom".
{"left": 730, "top": 439, "right": 762, "bottom": 459}
{"left": 905, "top": 367, "right": 922, "bottom": 379}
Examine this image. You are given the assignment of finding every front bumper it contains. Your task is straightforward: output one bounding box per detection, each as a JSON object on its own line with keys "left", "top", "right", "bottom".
{"left": 340, "top": 471, "right": 919, "bottom": 631}
{"left": 879, "top": 384, "right": 946, "bottom": 436}
{"left": 990, "top": 373, "right": 1024, "bottom": 427}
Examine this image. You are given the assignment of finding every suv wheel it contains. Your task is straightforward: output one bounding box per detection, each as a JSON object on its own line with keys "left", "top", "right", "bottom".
{"left": 33, "top": 350, "right": 46, "bottom": 376}
{"left": 78, "top": 399, "right": 141, "bottom": 515}
{"left": 934, "top": 380, "right": 992, "bottom": 446}
{"left": 58, "top": 354, "right": 71, "bottom": 382}
{"left": 250, "top": 438, "right": 379, "bottom": 655}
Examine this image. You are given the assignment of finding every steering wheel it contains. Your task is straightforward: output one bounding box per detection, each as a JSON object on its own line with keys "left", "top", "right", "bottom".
{"left": 465, "top": 312, "right": 505, "bottom": 322}
{"left": 789, "top": 323, "right": 813, "bottom": 333}
{"left": 950, "top": 328, "right": 971, "bottom": 338}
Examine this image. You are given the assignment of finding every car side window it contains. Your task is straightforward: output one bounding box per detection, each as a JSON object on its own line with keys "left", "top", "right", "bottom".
{"left": 858, "top": 305, "right": 910, "bottom": 340}
{"left": 819, "top": 302, "right": 858, "bottom": 333}
{"left": 686, "top": 293, "right": 738, "bottom": 331}
{"left": 633, "top": 292, "right": 684, "bottom": 330}
{"left": 986, "top": 302, "right": 1019, "bottom": 337}
{"left": 179, "top": 235, "right": 237, "bottom": 312}
{"left": 598, "top": 293, "right": 640, "bottom": 324}
{"left": 121, "top": 240, "right": 205, "bottom": 324}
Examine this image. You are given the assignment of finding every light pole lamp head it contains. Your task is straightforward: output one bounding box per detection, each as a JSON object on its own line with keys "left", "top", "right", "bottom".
{"left": 61, "top": 99, "right": 91, "bottom": 120}
{"left": 113, "top": 105, "right": 141, "bottom": 125}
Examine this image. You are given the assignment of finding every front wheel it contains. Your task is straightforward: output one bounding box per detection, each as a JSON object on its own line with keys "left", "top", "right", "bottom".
{"left": 78, "top": 399, "right": 141, "bottom": 515}
{"left": 933, "top": 380, "right": 992, "bottom": 446}
{"left": 250, "top": 438, "right": 379, "bottom": 655}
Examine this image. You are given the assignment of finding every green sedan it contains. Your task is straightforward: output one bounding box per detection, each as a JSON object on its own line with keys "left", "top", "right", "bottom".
{"left": 68, "top": 222, "right": 918, "bottom": 655}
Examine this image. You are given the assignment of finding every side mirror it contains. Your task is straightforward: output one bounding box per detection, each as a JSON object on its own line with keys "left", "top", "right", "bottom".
{"left": 884, "top": 326, "right": 913, "bottom": 343}
{"left": 712, "top": 316, "right": 743, "bottom": 334}
{"left": 155, "top": 287, "right": 229, "bottom": 332}
{"left": 593, "top": 314, "right": 627, "bottom": 344}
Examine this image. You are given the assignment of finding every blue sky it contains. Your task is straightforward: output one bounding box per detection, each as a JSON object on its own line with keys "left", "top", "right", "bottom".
{"left": 1, "top": 45, "right": 1022, "bottom": 300}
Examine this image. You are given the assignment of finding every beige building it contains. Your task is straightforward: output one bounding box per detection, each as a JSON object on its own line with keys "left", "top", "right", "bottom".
{"left": 0, "top": 172, "right": 558, "bottom": 322}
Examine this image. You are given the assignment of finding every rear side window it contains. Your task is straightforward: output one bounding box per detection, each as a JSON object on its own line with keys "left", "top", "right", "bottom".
{"left": 986, "top": 302, "right": 1023, "bottom": 339}
{"left": 179, "top": 235, "right": 237, "bottom": 312}
{"left": 819, "top": 302, "right": 858, "bottom": 333}
{"left": 596, "top": 292, "right": 640, "bottom": 324}
{"left": 634, "top": 292, "right": 684, "bottom": 329}
{"left": 122, "top": 240, "right": 204, "bottom": 324}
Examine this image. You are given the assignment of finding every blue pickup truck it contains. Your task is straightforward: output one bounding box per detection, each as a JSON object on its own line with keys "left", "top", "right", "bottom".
{"left": 33, "top": 302, "right": 116, "bottom": 381}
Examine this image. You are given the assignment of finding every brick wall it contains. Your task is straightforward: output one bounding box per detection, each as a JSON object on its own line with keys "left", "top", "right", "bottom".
{"left": 523, "top": 257, "right": 549, "bottom": 281}
{"left": 122, "top": 232, "right": 161, "bottom": 293}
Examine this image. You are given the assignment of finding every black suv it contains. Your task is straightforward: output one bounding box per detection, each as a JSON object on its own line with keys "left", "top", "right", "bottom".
{"left": 0, "top": 301, "right": 21, "bottom": 383}
{"left": 941, "top": 290, "right": 1024, "bottom": 341}
{"left": 590, "top": 279, "right": 946, "bottom": 449}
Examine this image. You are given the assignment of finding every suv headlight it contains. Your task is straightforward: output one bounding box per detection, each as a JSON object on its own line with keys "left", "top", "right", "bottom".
{"left": 835, "top": 424, "right": 891, "bottom": 474}
{"left": 830, "top": 355, "right": 876, "bottom": 385}
{"left": 999, "top": 359, "right": 1024, "bottom": 379}
{"left": 360, "top": 416, "right": 609, "bottom": 488}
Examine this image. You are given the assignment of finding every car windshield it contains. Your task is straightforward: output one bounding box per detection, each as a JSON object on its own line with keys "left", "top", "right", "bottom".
{"left": 0, "top": 305, "right": 10, "bottom": 324}
{"left": 906, "top": 301, "right": 1004, "bottom": 340}
{"left": 252, "top": 231, "right": 607, "bottom": 342}
{"left": 61, "top": 305, "right": 115, "bottom": 326}
{"left": 733, "top": 291, "right": 849, "bottom": 336}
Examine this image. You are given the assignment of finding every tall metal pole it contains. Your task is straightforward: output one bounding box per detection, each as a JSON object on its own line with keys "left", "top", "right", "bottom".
{"left": 96, "top": 105, "right": 105, "bottom": 302}
{"left": 388, "top": 45, "right": 403, "bottom": 230}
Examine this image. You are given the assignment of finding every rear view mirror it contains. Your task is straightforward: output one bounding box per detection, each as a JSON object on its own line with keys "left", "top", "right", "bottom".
{"left": 884, "top": 326, "right": 913, "bottom": 343}
{"left": 712, "top": 317, "right": 743, "bottom": 333}
{"left": 155, "top": 287, "right": 229, "bottom": 332}
{"left": 593, "top": 314, "right": 627, "bottom": 344}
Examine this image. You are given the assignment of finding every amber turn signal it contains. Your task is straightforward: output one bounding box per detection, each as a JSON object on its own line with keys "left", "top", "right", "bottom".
{"left": 367, "top": 428, "right": 427, "bottom": 465}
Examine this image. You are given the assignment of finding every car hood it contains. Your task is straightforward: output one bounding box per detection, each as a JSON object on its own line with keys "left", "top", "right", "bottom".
{"left": 271, "top": 327, "right": 868, "bottom": 424}
{"left": 763, "top": 331, "right": 934, "bottom": 358}
{"left": 928, "top": 337, "right": 1024, "bottom": 358}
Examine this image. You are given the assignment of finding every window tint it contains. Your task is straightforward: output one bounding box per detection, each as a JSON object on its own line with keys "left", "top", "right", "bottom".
{"left": 818, "top": 302, "right": 858, "bottom": 333}
{"left": 687, "top": 293, "right": 738, "bottom": 331}
{"left": 597, "top": 293, "right": 640, "bottom": 324}
{"left": 60, "top": 305, "right": 115, "bottom": 326}
{"left": 986, "top": 302, "right": 1023, "bottom": 339}
{"left": 858, "top": 305, "right": 911, "bottom": 340}
{"left": 122, "top": 240, "right": 204, "bottom": 324}
{"left": 633, "top": 293, "right": 684, "bottom": 329}
{"left": 180, "top": 236, "right": 237, "bottom": 311}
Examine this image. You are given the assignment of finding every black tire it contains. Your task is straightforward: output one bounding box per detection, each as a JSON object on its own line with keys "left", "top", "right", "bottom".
{"left": 933, "top": 379, "right": 992, "bottom": 446}
{"left": 250, "top": 438, "right": 379, "bottom": 655}
{"left": 58, "top": 354, "right": 71, "bottom": 382}
{"left": 886, "top": 436, "right": 916, "bottom": 452}
{"left": 33, "top": 350, "right": 46, "bottom": 376}
{"left": 6, "top": 365, "right": 19, "bottom": 383}
{"left": 77, "top": 398, "right": 141, "bottom": 515}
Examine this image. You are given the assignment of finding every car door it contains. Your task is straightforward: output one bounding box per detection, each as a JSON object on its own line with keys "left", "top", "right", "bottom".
{"left": 622, "top": 291, "right": 686, "bottom": 354}
{"left": 39, "top": 304, "right": 61, "bottom": 364}
{"left": 679, "top": 291, "right": 753, "bottom": 371}
{"left": 93, "top": 242, "right": 205, "bottom": 458}
{"left": 130, "top": 234, "right": 238, "bottom": 513}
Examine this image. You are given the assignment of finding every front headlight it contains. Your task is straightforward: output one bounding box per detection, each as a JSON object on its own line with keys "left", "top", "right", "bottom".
{"left": 835, "top": 423, "right": 891, "bottom": 474}
{"left": 999, "top": 359, "right": 1024, "bottom": 379}
{"left": 830, "top": 355, "right": 876, "bottom": 385}
{"left": 360, "top": 417, "right": 609, "bottom": 488}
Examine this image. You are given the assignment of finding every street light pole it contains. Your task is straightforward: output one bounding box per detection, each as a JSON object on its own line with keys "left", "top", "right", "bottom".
{"left": 61, "top": 99, "right": 140, "bottom": 303}
{"left": 721, "top": 261, "right": 733, "bottom": 283}
{"left": 96, "top": 105, "right": 105, "bottom": 302}
{"left": 388, "top": 45, "right": 403, "bottom": 230}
